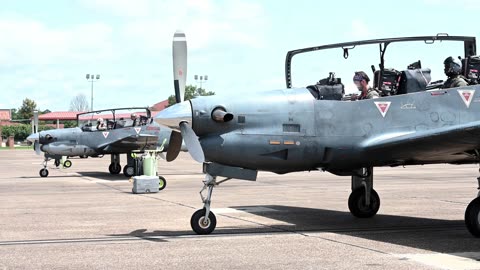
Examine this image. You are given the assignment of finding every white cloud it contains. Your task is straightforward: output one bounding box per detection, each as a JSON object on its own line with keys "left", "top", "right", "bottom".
{"left": 424, "top": 0, "right": 478, "bottom": 7}
{"left": 80, "top": 0, "right": 153, "bottom": 17}
{"left": 349, "top": 20, "right": 374, "bottom": 39}
{"left": 0, "top": 0, "right": 270, "bottom": 111}
{"left": 0, "top": 17, "right": 115, "bottom": 67}
{"left": 81, "top": 0, "right": 268, "bottom": 51}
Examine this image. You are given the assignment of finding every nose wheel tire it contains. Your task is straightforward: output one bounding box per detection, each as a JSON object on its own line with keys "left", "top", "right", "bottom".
{"left": 108, "top": 163, "right": 121, "bottom": 175}
{"left": 348, "top": 187, "right": 380, "bottom": 218}
{"left": 191, "top": 208, "right": 217, "bottom": 235}
{"left": 63, "top": 160, "right": 72, "bottom": 168}
{"left": 158, "top": 176, "right": 167, "bottom": 191}
{"left": 54, "top": 160, "right": 60, "bottom": 167}
{"left": 465, "top": 197, "right": 480, "bottom": 237}
{"left": 39, "top": 169, "right": 49, "bottom": 178}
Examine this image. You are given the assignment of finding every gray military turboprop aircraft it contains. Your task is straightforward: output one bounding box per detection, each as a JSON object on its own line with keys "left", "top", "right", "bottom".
{"left": 157, "top": 32, "right": 480, "bottom": 237}
{"left": 27, "top": 107, "right": 173, "bottom": 178}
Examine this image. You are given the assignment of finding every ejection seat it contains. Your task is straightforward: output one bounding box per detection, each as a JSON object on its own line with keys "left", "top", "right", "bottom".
{"left": 397, "top": 61, "right": 431, "bottom": 95}
{"left": 373, "top": 68, "right": 401, "bottom": 96}
{"left": 307, "top": 72, "right": 344, "bottom": 100}
{"left": 462, "top": 55, "right": 480, "bottom": 84}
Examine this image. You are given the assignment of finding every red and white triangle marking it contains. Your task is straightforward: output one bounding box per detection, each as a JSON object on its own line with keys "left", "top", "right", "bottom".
{"left": 374, "top": 101, "right": 391, "bottom": 118}
{"left": 458, "top": 89, "right": 475, "bottom": 108}
{"left": 134, "top": 127, "right": 141, "bottom": 134}
{"left": 102, "top": 132, "right": 109, "bottom": 138}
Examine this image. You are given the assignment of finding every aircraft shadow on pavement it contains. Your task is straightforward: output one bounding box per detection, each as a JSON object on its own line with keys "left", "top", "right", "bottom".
{"left": 75, "top": 171, "right": 129, "bottom": 181}
{"left": 113, "top": 205, "right": 480, "bottom": 255}
{"left": 20, "top": 171, "right": 128, "bottom": 181}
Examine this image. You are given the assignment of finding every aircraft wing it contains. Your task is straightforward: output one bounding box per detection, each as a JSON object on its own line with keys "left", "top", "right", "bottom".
{"left": 97, "top": 134, "right": 159, "bottom": 152}
{"left": 361, "top": 121, "right": 480, "bottom": 164}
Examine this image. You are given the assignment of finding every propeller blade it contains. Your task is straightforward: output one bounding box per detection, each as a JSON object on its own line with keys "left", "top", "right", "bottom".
{"left": 33, "top": 110, "right": 39, "bottom": 133}
{"left": 173, "top": 30, "right": 187, "bottom": 103}
{"left": 180, "top": 122, "right": 204, "bottom": 163}
{"left": 34, "top": 140, "right": 41, "bottom": 155}
{"left": 166, "top": 130, "right": 182, "bottom": 162}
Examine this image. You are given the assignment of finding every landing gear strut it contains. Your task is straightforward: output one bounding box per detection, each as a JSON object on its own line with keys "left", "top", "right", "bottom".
{"left": 190, "top": 173, "right": 231, "bottom": 235}
{"left": 348, "top": 167, "right": 380, "bottom": 218}
{"left": 108, "top": 154, "right": 121, "bottom": 175}
{"left": 39, "top": 156, "right": 49, "bottom": 177}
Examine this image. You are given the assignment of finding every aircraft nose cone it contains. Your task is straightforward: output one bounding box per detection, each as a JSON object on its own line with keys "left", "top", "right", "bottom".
{"left": 155, "top": 101, "right": 192, "bottom": 130}
{"left": 27, "top": 132, "right": 39, "bottom": 143}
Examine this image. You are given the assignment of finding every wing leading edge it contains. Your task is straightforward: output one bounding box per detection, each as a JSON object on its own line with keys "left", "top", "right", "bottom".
{"left": 360, "top": 121, "right": 480, "bottom": 165}
{"left": 97, "top": 134, "right": 159, "bottom": 153}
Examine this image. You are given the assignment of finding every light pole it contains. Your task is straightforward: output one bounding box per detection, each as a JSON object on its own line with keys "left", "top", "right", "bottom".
{"left": 194, "top": 74, "right": 208, "bottom": 89}
{"left": 85, "top": 74, "right": 100, "bottom": 111}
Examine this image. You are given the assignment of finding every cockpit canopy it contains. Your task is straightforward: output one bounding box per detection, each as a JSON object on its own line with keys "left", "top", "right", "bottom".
{"left": 286, "top": 34, "right": 478, "bottom": 101}
{"left": 77, "top": 107, "right": 152, "bottom": 131}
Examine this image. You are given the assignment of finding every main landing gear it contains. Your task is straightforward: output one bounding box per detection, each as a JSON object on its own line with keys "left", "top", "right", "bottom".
{"left": 107, "top": 153, "right": 137, "bottom": 177}
{"left": 108, "top": 154, "right": 121, "bottom": 175}
{"left": 190, "top": 173, "right": 231, "bottom": 235}
{"left": 123, "top": 153, "right": 136, "bottom": 178}
{"left": 348, "top": 167, "right": 380, "bottom": 218}
{"left": 465, "top": 172, "right": 480, "bottom": 237}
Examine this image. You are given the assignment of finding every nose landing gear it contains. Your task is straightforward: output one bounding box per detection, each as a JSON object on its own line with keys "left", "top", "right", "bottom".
{"left": 39, "top": 155, "right": 50, "bottom": 177}
{"left": 190, "top": 173, "right": 231, "bottom": 235}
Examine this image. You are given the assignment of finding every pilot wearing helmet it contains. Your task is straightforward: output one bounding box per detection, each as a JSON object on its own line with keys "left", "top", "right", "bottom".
{"left": 130, "top": 113, "right": 138, "bottom": 127}
{"left": 442, "top": 56, "right": 468, "bottom": 89}
{"left": 96, "top": 118, "right": 107, "bottom": 131}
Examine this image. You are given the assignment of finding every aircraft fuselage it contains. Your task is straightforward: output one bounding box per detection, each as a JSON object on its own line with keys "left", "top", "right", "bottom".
{"left": 191, "top": 86, "right": 480, "bottom": 174}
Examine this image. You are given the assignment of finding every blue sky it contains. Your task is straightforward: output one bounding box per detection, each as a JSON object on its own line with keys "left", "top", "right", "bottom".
{"left": 1, "top": 0, "right": 478, "bottom": 112}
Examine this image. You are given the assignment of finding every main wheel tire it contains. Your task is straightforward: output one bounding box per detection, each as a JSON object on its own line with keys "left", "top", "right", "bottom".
{"left": 108, "top": 163, "right": 121, "bottom": 174}
{"left": 63, "top": 160, "right": 72, "bottom": 168}
{"left": 158, "top": 176, "right": 167, "bottom": 191}
{"left": 39, "top": 169, "right": 49, "bottom": 178}
{"left": 123, "top": 165, "right": 135, "bottom": 177}
{"left": 348, "top": 187, "right": 380, "bottom": 218}
{"left": 465, "top": 197, "right": 480, "bottom": 237}
{"left": 191, "top": 208, "right": 217, "bottom": 235}
{"left": 54, "top": 160, "right": 60, "bottom": 167}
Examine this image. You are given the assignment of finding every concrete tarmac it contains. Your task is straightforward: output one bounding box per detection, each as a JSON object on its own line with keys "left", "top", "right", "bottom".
{"left": 1, "top": 150, "right": 480, "bottom": 269}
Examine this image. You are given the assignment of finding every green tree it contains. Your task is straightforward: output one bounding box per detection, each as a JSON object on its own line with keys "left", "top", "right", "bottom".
{"left": 167, "top": 85, "right": 215, "bottom": 106}
{"left": 17, "top": 98, "right": 38, "bottom": 120}
{"left": 63, "top": 121, "right": 77, "bottom": 128}
{"left": 10, "top": 108, "right": 18, "bottom": 120}
{"left": 1, "top": 124, "right": 54, "bottom": 141}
